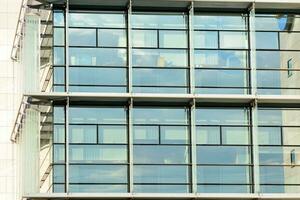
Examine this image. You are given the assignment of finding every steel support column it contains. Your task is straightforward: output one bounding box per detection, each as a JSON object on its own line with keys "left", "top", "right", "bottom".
{"left": 189, "top": 2, "right": 195, "bottom": 94}
{"left": 128, "top": 97, "right": 133, "bottom": 192}
{"left": 190, "top": 98, "right": 197, "bottom": 193}
{"left": 65, "top": 97, "right": 70, "bottom": 193}
{"left": 127, "top": 0, "right": 132, "bottom": 93}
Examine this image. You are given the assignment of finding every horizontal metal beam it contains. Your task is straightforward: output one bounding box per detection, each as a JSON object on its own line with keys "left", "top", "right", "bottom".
{"left": 23, "top": 193, "right": 300, "bottom": 200}
{"left": 24, "top": 92, "right": 300, "bottom": 105}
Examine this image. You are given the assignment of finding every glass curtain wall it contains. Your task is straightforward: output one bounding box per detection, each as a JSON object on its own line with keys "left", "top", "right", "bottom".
{"left": 196, "top": 107, "right": 252, "bottom": 192}
{"left": 194, "top": 14, "right": 250, "bottom": 94}
{"left": 256, "top": 14, "right": 300, "bottom": 95}
{"left": 132, "top": 13, "right": 189, "bottom": 93}
{"left": 132, "top": 107, "right": 191, "bottom": 192}
{"left": 258, "top": 108, "right": 300, "bottom": 193}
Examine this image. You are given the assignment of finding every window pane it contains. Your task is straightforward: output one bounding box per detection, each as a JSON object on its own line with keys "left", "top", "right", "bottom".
{"left": 132, "top": 13, "right": 187, "bottom": 29}
{"left": 69, "top": 48, "right": 126, "bottom": 66}
{"left": 198, "top": 166, "right": 250, "bottom": 184}
{"left": 54, "top": 47, "right": 65, "bottom": 65}
{"left": 69, "top": 13, "right": 125, "bottom": 28}
{"left": 159, "top": 31, "right": 187, "bottom": 48}
{"left": 160, "top": 126, "right": 188, "bottom": 144}
{"left": 54, "top": 67, "right": 65, "bottom": 85}
{"left": 280, "top": 32, "right": 300, "bottom": 50}
{"left": 98, "top": 125, "right": 127, "bottom": 144}
{"left": 69, "top": 184, "right": 127, "bottom": 193}
{"left": 133, "top": 126, "right": 159, "bottom": 144}
{"left": 54, "top": 106, "right": 65, "bottom": 123}
{"left": 133, "top": 165, "right": 189, "bottom": 183}
{"left": 98, "top": 29, "right": 126, "bottom": 47}
{"left": 255, "top": 15, "right": 300, "bottom": 31}
{"left": 195, "top": 50, "right": 247, "bottom": 68}
{"left": 256, "top": 32, "right": 279, "bottom": 49}
{"left": 197, "top": 146, "right": 250, "bottom": 164}
{"left": 69, "top": 67, "right": 126, "bottom": 85}
{"left": 69, "top": 29, "right": 96, "bottom": 46}
{"left": 283, "top": 127, "right": 300, "bottom": 145}
{"left": 259, "top": 147, "right": 300, "bottom": 165}
{"left": 260, "top": 166, "right": 285, "bottom": 184}
{"left": 133, "top": 145, "right": 189, "bottom": 164}
{"left": 133, "top": 49, "right": 187, "bottom": 67}
{"left": 69, "top": 107, "right": 126, "bottom": 124}
{"left": 194, "top": 31, "right": 218, "bottom": 49}
{"left": 69, "top": 165, "right": 127, "bottom": 183}
{"left": 54, "top": 144, "right": 65, "bottom": 163}
{"left": 53, "top": 184, "right": 65, "bottom": 193}
{"left": 53, "top": 11, "right": 64, "bottom": 27}
{"left": 53, "top": 165, "right": 65, "bottom": 183}
{"left": 258, "top": 127, "right": 281, "bottom": 145}
{"left": 194, "top": 14, "right": 247, "bottom": 30}
{"left": 54, "top": 125, "right": 65, "bottom": 143}
{"left": 132, "top": 30, "right": 157, "bottom": 48}
{"left": 219, "top": 32, "right": 248, "bottom": 49}
{"left": 196, "top": 108, "right": 249, "bottom": 125}
{"left": 133, "top": 108, "right": 188, "bottom": 125}
{"left": 54, "top": 28, "right": 65, "bottom": 46}
{"left": 134, "top": 185, "right": 189, "bottom": 193}
{"left": 196, "top": 126, "right": 220, "bottom": 144}
{"left": 198, "top": 185, "right": 250, "bottom": 193}
{"left": 69, "top": 125, "right": 97, "bottom": 143}
{"left": 69, "top": 145, "right": 127, "bottom": 163}
{"left": 258, "top": 109, "right": 300, "bottom": 126}
{"left": 222, "top": 127, "right": 249, "bottom": 145}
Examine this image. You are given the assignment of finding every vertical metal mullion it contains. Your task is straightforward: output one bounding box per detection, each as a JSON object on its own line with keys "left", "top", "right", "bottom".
{"left": 127, "top": 0, "right": 132, "bottom": 93}
{"left": 190, "top": 98, "right": 197, "bottom": 193}
{"left": 248, "top": 3, "right": 260, "bottom": 194}
{"left": 65, "top": 97, "right": 70, "bottom": 193}
{"left": 189, "top": 2, "right": 195, "bottom": 94}
{"left": 65, "top": 0, "right": 69, "bottom": 93}
{"left": 128, "top": 98, "right": 133, "bottom": 193}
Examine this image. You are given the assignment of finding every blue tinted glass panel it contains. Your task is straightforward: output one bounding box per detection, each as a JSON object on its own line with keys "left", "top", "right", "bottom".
{"left": 133, "top": 126, "right": 159, "bottom": 144}
{"left": 197, "top": 166, "right": 250, "bottom": 184}
{"left": 198, "top": 185, "right": 250, "bottom": 193}
{"left": 133, "top": 108, "right": 188, "bottom": 125}
{"left": 69, "top": 165, "right": 127, "bottom": 183}
{"left": 194, "top": 50, "right": 247, "bottom": 68}
{"left": 258, "top": 109, "right": 300, "bottom": 126}
{"left": 133, "top": 145, "right": 189, "bottom": 164}
{"left": 53, "top": 184, "right": 65, "bottom": 193}
{"left": 219, "top": 31, "right": 248, "bottom": 49}
{"left": 195, "top": 69, "right": 248, "bottom": 87}
{"left": 160, "top": 126, "right": 189, "bottom": 144}
{"left": 69, "top": 107, "right": 126, "bottom": 124}
{"left": 197, "top": 146, "right": 250, "bottom": 164}
{"left": 54, "top": 47, "right": 65, "bottom": 65}
{"left": 196, "top": 108, "right": 249, "bottom": 125}
{"left": 69, "top": 184, "right": 127, "bottom": 193}
{"left": 69, "top": 48, "right": 126, "bottom": 66}
{"left": 98, "top": 125, "right": 127, "bottom": 144}
{"left": 222, "top": 127, "right": 250, "bottom": 145}
{"left": 53, "top": 144, "right": 65, "bottom": 163}
{"left": 159, "top": 30, "right": 187, "bottom": 48}
{"left": 98, "top": 29, "right": 126, "bottom": 47}
{"left": 260, "top": 166, "right": 285, "bottom": 184}
{"left": 133, "top": 49, "right": 187, "bottom": 67}
{"left": 255, "top": 15, "right": 300, "bottom": 31}
{"left": 54, "top": 125, "right": 65, "bottom": 143}
{"left": 69, "top": 29, "right": 96, "bottom": 46}
{"left": 69, "top": 13, "right": 125, "bottom": 28}
{"left": 69, "top": 125, "right": 97, "bottom": 143}
{"left": 69, "top": 145, "right": 127, "bottom": 163}
{"left": 194, "top": 31, "right": 218, "bottom": 49}
{"left": 256, "top": 32, "right": 279, "bottom": 49}
{"left": 54, "top": 106, "right": 65, "bottom": 123}
{"left": 133, "top": 165, "right": 190, "bottom": 183}
{"left": 54, "top": 67, "right": 65, "bottom": 85}
{"left": 196, "top": 126, "right": 220, "bottom": 144}
{"left": 194, "top": 14, "right": 247, "bottom": 30}
{"left": 69, "top": 67, "right": 126, "bottom": 85}
{"left": 259, "top": 147, "right": 300, "bottom": 165}
{"left": 132, "top": 13, "right": 187, "bottom": 29}
{"left": 53, "top": 165, "right": 65, "bottom": 183}
{"left": 132, "top": 30, "right": 157, "bottom": 48}
{"left": 54, "top": 28, "right": 65, "bottom": 46}
{"left": 53, "top": 10, "right": 64, "bottom": 27}
{"left": 134, "top": 185, "right": 189, "bottom": 193}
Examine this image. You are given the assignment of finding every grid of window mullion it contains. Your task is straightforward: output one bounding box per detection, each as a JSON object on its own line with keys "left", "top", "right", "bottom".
{"left": 131, "top": 14, "right": 189, "bottom": 93}
{"left": 256, "top": 15, "right": 300, "bottom": 94}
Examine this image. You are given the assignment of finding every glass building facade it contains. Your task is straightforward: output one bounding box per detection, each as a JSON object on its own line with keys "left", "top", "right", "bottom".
{"left": 10, "top": 1, "right": 300, "bottom": 199}
{"left": 49, "top": 9, "right": 300, "bottom": 194}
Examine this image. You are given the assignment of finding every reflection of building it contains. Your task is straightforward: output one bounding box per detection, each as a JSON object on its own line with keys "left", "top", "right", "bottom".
{"left": 3, "top": 0, "right": 300, "bottom": 200}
